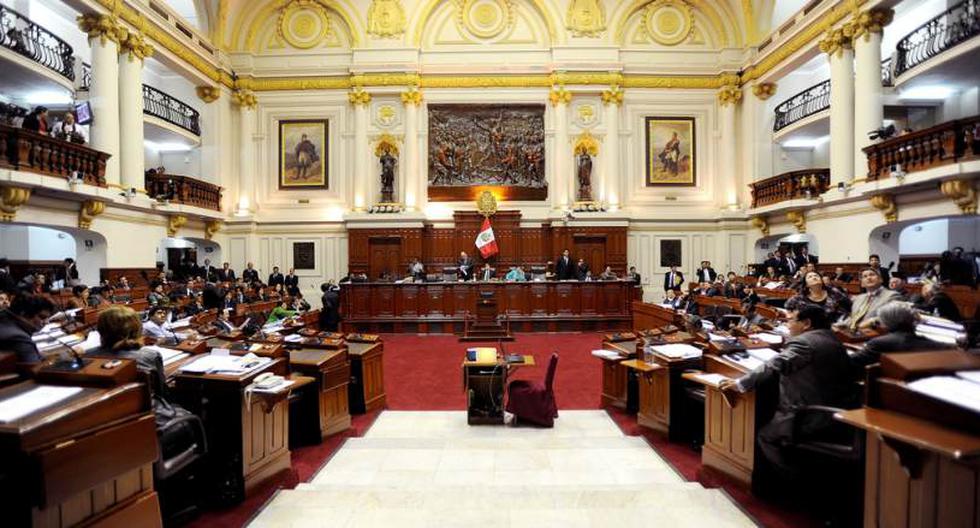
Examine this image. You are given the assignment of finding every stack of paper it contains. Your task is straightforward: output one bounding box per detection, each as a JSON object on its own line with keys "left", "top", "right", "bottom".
{"left": 907, "top": 375, "right": 980, "bottom": 414}
{"left": 750, "top": 333, "right": 783, "bottom": 345}
{"left": 916, "top": 316, "right": 966, "bottom": 345}
{"left": 650, "top": 343, "right": 702, "bottom": 359}
{"left": 251, "top": 379, "right": 295, "bottom": 394}
{"left": 77, "top": 331, "right": 102, "bottom": 352}
{"left": 731, "top": 356, "right": 764, "bottom": 370}
{"left": 747, "top": 348, "right": 779, "bottom": 362}
{"left": 165, "top": 317, "right": 193, "bottom": 330}
{"left": 284, "top": 334, "right": 303, "bottom": 343}
{"left": 179, "top": 353, "right": 269, "bottom": 375}
{"left": 590, "top": 349, "right": 622, "bottom": 360}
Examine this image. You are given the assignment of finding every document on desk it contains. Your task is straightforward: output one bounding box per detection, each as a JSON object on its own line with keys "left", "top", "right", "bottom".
{"left": 166, "top": 317, "right": 193, "bottom": 330}
{"left": 957, "top": 370, "right": 980, "bottom": 386}
{"left": 591, "top": 349, "right": 623, "bottom": 360}
{"left": 749, "top": 333, "right": 783, "bottom": 345}
{"left": 284, "top": 334, "right": 303, "bottom": 343}
{"left": 145, "top": 345, "right": 190, "bottom": 366}
{"left": 0, "top": 386, "right": 84, "bottom": 423}
{"left": 179, "top": 353, "right": 270, "bottom": 375}
{"left": 907, "top": 375, "right": 980, "bottom": 414}
{"left": 747, "top": 348, "right": 779, "bottom": 362}
{"left": 650, "top": 343, "right": 702, "bottom": 359}
{"left": 77, "top": 331, "right": 102, "bottom": 352}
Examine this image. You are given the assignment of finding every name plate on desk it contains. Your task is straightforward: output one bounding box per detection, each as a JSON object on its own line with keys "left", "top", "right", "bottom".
{"left": 176, "top": 340, "right": 209, "bottom": 355}
{"left": 36, "top": 357, "right": 138, "bottom": 387}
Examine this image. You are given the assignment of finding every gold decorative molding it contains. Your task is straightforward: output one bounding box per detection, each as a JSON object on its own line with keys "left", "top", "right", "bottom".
{"left": 849, "top": 8, "right": 894, "bottom": 42}
{"left": 566, "top": 0, "right": 605, "bottom": 38}
{"left": 367, "top": 0, "right": 407, "bottom": 39}
{"left": 400, "top": 88, "right": 423, "bottom": 106}
{"left": 0, "top": 186, "right": 31, "bottom": 222}
{"left": 205, "top": 220, "right": 222, "bottom": 240}
{"left": 374, "top": 133, "right": 400, "bottom": 157}
{"left": 642, "top": 0, "right": 694, "bottom": 46}
{"left": 751, "top": 82, "right": 776, "bottom": 100}
{"left": 119, "top": 30, "right": 154, "bottom": 61}
{"left": 167, "top": 215, "right": 187, "bottom": 237}
{"left": 456, "top": 0, "right": 516, "bottom": 40}
{"left": 78, "top": 200, "right": 105, "bottom": 230}
{"left": 869, "top": 194, "right": 897, "bottom": 223}
{"left": 601, "top": 85, "right": 624, "bottom": 106}
{"left": 277, "top": 0, "right": 332, "bottom": 50}
{"left": 818, "top": 27, "right": 852, "bottom": 58}
{"left": 940, "top": 179, "right": 978, "bottom": 214}
{"left": 786, "top": 210, "right": 806, "bottom": 233}
{"left": 476, "top": 190, "right": 497, "bottom": 217}
{"left": 751, "top": 216, "right": 769, "bottom": 236}
{"left": 573, "top": 132, "right": 599, "bottom": 156}
{"left": 549, "top": 86, "right": 572, "bottom": 106}
{"left": 196, "top": 86, "right": 220, "bottom": 103}
{"left": 348, "top": 87, "right": 372, "bottom": 106}
{"left": 231, "top": 89, "right": 257, "bottom": 109}
{"left": 77, "top": 13, "right": 126, "bottom": 46}
{"left": 717, "top": 84, "right": 742, "bottom": 106}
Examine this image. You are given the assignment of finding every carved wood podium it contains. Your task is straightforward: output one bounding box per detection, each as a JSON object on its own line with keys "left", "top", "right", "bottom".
{"left": 461, "top": 290, "right": 513, "bottom": 341}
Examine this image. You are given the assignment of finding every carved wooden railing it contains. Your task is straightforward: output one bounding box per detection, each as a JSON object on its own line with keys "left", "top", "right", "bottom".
{"left": 863, "top": 115, "right": 980, "bottom": 180}
{"left": 0, "top": 124, "right": 108, "bottom": 185}
{"left": 894, "top": 0, "right": 980, "bottom": 77}
{"left": 145, "top": 172, "right": 222, "bottom": 211}
{"left": 773, "top": 79, "right": 831, "bottom": 132}
{"left": 143, "top": 84, "right": 201, "bottom": 136}
{"left": 0, "top": 5, "right": 74, "bottom": 81}
{"left": 749, "top": 168, "right": 830, "bottom": 208}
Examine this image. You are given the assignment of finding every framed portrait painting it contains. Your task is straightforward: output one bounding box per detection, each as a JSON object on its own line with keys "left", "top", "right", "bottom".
{"left": 279, "top": 119, "right": 328, "bottom": 189}
{"left": 645, "top": 116, "right": 696, "bottom": 186}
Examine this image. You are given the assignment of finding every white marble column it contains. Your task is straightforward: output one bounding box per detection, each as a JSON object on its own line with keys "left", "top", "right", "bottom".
{"left": 551, "top": 88, "right": 571, "bottom": 209}
{"left": 822, "top": 29, "right": 855, "bottom": 186}
{"left": 118, "top": 32, "right": 152, "bottom": 191}
{"left": 717, "top": 84, "right": 741, "bottom": 208}
{"left": 78, "top": 15, "right": 122, "bottom": 186}
{"left": 602, "top": 87, "right": 622, "bottom": 209}
{"left": 402, "top": 89, "right": 422, "bottom": 210}
{"left": 853, "top": 8, "right": 893, "bottom": 180}
{"left": 350, "top": 89, "right": 371, "bottom": 211}
{"left": 232, "top": 90, "right": 257, "bottom": 214}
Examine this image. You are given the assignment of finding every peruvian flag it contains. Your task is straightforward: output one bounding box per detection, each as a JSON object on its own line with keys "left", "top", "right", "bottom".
{"left": 475, "top": 217, "right": 499, "bottom": 258}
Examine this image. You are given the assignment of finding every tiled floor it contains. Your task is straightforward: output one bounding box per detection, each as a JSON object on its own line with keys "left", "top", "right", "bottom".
{"left": 248, "top": 411, "right": 758, "bottom": 527}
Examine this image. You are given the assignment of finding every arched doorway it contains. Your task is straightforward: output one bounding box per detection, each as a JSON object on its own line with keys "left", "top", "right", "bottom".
{"left": 754, "top": 232, "right": 820, "bottom": 262}
{"left": 0, "top": 223, "right": 108, "bottom": 287}
{"left": 870, "top": 216, "right": 980, "bottom": 282}
{"left": 156, "top": 236, "right": 221, "bottom": 279}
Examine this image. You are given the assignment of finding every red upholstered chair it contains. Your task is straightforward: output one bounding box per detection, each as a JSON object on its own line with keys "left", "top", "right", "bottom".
{"left": 506, "top": 353, "right": 558, "bottom": 427}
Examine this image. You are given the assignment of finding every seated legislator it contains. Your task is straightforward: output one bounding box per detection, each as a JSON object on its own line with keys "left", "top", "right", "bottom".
{"left": 143, "top": 306, "right": 176, "bottom": 344}
{"left": 850, "top": 302, "right": 953, "bottom": 371}
{"left": 214, "top": 309, "right": 237, "bottom": 333}
{"left": 627, "top": 266, "right": 641, "bottom": 284}
{"left": 0, "top": 294, "right": 55, "bottom": 362}
{"left": 786, "top": 271, "right": 851, "bottom": 322}
{"left": 505, "top": 266, "right": 526, "bottom": 281}
{"left": 719, "top": 305, "right": 856, "bottom": 479}
{"left": 93, "top": 306, "right": 169, "bottom": 394}
{"left": 267, "top": 300, "right": 296, "bottom": 323}
{"left": 915, "top": 281, "right": 962, "bottom": 321}
{"left": 457, "top": 251, "right": 475, "bottom": 281}
{"left": 662, "top": 289, "right": 685, "bottom": 310}
{"left": 147, "top": 281, "right": 169, "bottom": 307}
{"left": 478, "top": 263, "right": 495, "bottom": 281}
{"left": 573, "top": 259, "right": 590, "bottom": 281}
{"left": 599, "top": 266, "right": 618, "bottom": 280}
{"left": 835, "top": 268, "right": 901, "bottom": 331}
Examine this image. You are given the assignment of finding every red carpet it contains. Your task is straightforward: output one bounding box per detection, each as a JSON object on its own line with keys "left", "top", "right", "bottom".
{"left": 187, "top": 332, "right": 819, "bottom": 528}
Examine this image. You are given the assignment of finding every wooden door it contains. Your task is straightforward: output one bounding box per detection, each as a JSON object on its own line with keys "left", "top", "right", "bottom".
{"left": 575, "top": 237, "right": 607, "bottom": 273}
{"left": 368, "top": 238, "right": 401, "bottom": 280}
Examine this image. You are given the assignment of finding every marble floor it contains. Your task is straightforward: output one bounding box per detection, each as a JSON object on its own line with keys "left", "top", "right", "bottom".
{"left": 248, "top": 411, "right": 758, "bottom": 527}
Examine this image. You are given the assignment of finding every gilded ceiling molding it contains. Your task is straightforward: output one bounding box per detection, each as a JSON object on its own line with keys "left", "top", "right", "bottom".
{"left": 239, "top": 0, "right": 360, "bottom": 52}
{"left": 751, "top": 82, "right": 776, "bottom": 100}
{"left": 78, "top": 200, "right": 106, "bottom": 230}
{"left": 0, "top": 186, "right": 31, "bottom": 222}
{"left": 848, "top": 7, "right": 893, "bottom": 42}
{"left": 196, "top": 86, "right": 221, "bottom": 102}
{"left": 740, "top": 0, "right": 757, "bottom": 44}
{"left": 601, "top": 85, "right": 624, "bottom": 106}
{"left": 717, "top": 83, "right": 741, "bottom": 106}
{"left": 549, "top": 86, "right": 572, "bottom": 106}
{"left": 214, "top": 0, "right": 229, "bottom": 50}
{"left": 77, "top": 13, "right": 126, "bottom": 46}
{"left": 751, "top": 216, "right": 769, "bottom": 236}
{"left": 251, "top": 76, "right": 351, "bottom": 91}
{"left": 411, "top": 0, "right": 558, "bottom": 46}
{"left": 818, "top": 26, "right": 852, "bottom": 58}
{"left": 421, "top": 75, "right": 552, "bottom": 88}
{"left": 205, "top": 220, "right": 222, "bottom": 240}
{"left": 119, "top": 30, "right": 155, "bottom": 61}
{"left": 167, "top": 215, "right": 188, "bottom": 237}
{"left": 940, "top": 179, "right": 978, "bottom": 214}
{"left": 277, "top": 0, "right": 333, "bottom": 50}
{"left": 623, "top": 74, "right": 727, "bottom": 89}
{"left": 869, "top": 194, "right": 897, "bottom": 223}
{"left": 786, "top": 210, "right": 806, "bottom": 233}
{"left": 612, "top": 0, "right": 733, "bottom": 47}
{"left": 566, "top": 0, "right": 605, "bottom": 38}
{"left": 351, "top": 73, "right": 421, "bottom": 87}
{"left": 367, "top": 0, "right": 407, "bottom": 38}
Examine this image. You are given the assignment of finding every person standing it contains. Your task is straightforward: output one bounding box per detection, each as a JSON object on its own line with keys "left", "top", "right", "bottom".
{"left": 242, "top": 262, "right": 259, "bottom": 284}
{"left": 319, "top": 282, "right": 340, "bottom": 332}
{"left": 268, "top": 266, "right": 285, "bottom": 287}
{"left": 663, "top": 265, "right": 684, "bottom": 292}
{"left": 284, "top": 268, "right": 300, "bottom": 295}
{"left": 555, "top": 249, "right": 574, "bottom": 280}
{"left": 696, "top": 261, "right": 717, "bottom": 283}
{"left": 457, "top": 251, "right": 474, "bottom": 281}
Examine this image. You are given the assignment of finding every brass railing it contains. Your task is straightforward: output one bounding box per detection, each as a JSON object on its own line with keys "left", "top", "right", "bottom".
{"left": 773, "top": 79, "right": 830, "bottom": 132}
{"left": 863, "top": 116, "right": 980, "bottom": 180}
{"left": 894, "top": 0, "right": 980, "bottom": 77}
{"left": 749, "top": 168, "right": 830, "bottom": 208}
{"left": 143, "top": 84, "right": 201, "bottom": 136}
{"left": 0, "top": 124, "right": 109, "bottom": 185}
{"left": 0, "top": 5, "right": 74, "bottom": 81}
{"left": 145, "top": 172, "right": 222, "bottom": 211}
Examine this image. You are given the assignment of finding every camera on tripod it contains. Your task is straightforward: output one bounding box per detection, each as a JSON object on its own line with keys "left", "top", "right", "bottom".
{"left": 868, "top": 124, "right": 896, "bottom": 141}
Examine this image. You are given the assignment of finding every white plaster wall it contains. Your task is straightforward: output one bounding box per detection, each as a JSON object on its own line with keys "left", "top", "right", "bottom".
{"left": 899, "top": 218, "right": 949, "bottom": 255}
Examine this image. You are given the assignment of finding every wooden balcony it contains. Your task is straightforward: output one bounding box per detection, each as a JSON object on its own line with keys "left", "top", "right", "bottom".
{"left": 749, "top": 168, "right": 830, "bottom": 208}
{"left": 0, "top": 124, "right": 109, "bottom": 185}
{"left": 145, "top": 172, "right": 222, "bottom": 211}
{"left": 863, "top": 115, "right": 980, "bottom": 181}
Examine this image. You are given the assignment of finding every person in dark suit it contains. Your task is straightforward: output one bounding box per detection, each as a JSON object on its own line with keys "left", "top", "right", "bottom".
{"left": 457, "top": 251, "right": 474, "bottom": 281}
{"left": 763, "top": 252, "right": 781, "bottom": 273}
{"left": 869, "top": 254, "right": 890, "bottom": 283}
{"left": 663, "top": 265, "right": 684, "bottom": 292}
{"left": 696, "top": 261, "right": 717, "bottom": 283}
{"left": 833, "top": 266, "right": 853, "bottom": 283}
{"left": 779, "top": 251, "right": 799, "bottom": 277}
{"left": 627, "top": 266, "right": 641, "bottom": 285}
{"left": 797, "top": 247, "right": 818, "bottom": 267}
{"left": 478, "top": 263, "right": 495, "bottom": 281}
{"left": 59, "top": 257, "right": 79, "bottom": 287}
{"left": 200, "top": 259, "right": 218, "bottom": 282}
{"left": 719, "top": 304, "right": 856, "bottom": 478}
{"left": 0, "top": 259, "right": 15, "bottom": 293}
{"left": 851, "top": 301, "right": 952, "bottom": 372}
{"left": 555, "top": 249, "right": 574, "bottom": 280}
{"left": 21, "top": 106, "right": 48, "bottom": 134}
{"left": 242, "top": 262, "right": 260, "bottom": 284}
{"left": 915, "top": 282, "right": 962, "bottom": 321}
{"left": 216, "top": 262, "right": 236, "bottom": 282}
{"left": 268, "top": 266, "right": 285, "bottom": 287}
{"left": 573, "top": 259, "right": 589, "bottom": 281}
{"left": 0, "top": 294, "right": 55, "bottom": 362}
{"left": 284, "top": 268, "right": 300, "bottom": 295}
{"left": 319, "top": 282, "right": 340, "bottom": 331}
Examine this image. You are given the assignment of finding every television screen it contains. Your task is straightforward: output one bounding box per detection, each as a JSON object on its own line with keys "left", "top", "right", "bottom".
{"left": 74, "top": 101, "right": 92, "bottom": 125}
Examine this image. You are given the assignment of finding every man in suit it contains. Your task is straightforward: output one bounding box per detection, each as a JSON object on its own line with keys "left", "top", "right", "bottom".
{"left": 59, "top": 257, "right": 80, "bottom": 287}
{"left": 201, "top": 259, "right": 218, "bottom": 283}
{"left": 797, "top": 247, "right": 818, "bottom": 267}
{"left": 573, "top": 258, "right": 589, "bottom": 281}
{"left": 268, "top": 266, "right": 285, "bottom": 287}
{"left": 869, "top": 254, "right": 890, "bottom": 283}
{"left": 779, "top": 251, "right": 799, "bottom": 277}
{"left": 763, "top": 252, "right": 781, "bottom": 273}
{"left": 555, "top": 249, "right": 574, "bottom": 280}
{"left": 696, "top": 261, "right": 717, "bottom": 283}
{"left": 915, "top": 281, "right": 962, "bottom": 321}
{"left": 833, "top": 266, "right": 852, "bottom": 283}
{"left": 319, "top": 282, "right": 340, "bottom": 331}
{"left": 242, "top": 262, "right": 260, "bottom": 284}
{"left": 0, "top": 294, "right": 54, "bottom": 362}
{"left": 457, "top": 251, "right": 474, "bottom": 281}
{"left": 216, "top": 262, "right": 236, "bottom": 282}
{"left": 836, "top": 268, "right": 902, "bottom": 331}
{"left": 479, "top": 263, "right": 495, "bottom": 281}
{"left": 284, "top": 268, "right": 300, "bottom": 295}
{"left": 0, "top": 259, "right": 15, "bottom": 293}
{"left": 851, "top": 301, "right": 951, "bottom": 371}
{"left": 627, "top": 266, "right": 641, "bottom": 285}
{"left": 663, "top": 265, "right": 684, "bottom": 292}
{"left": 720, "top": 304, "right": 855, "bottom": 478}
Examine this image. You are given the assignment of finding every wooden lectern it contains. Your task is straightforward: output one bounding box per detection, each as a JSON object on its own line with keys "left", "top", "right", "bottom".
{"left": 461, "top": 290, "right": 513, "bottom": 341}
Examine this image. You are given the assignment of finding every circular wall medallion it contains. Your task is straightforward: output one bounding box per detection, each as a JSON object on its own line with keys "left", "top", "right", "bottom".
{"left": 460, "top": 0, "right": 513, "bottom": 39}
{"left": 643, "top": 0, "right": 694, "bottom": 46}
{"left": 279, "top": 3, "right": 330, "bottom": 49}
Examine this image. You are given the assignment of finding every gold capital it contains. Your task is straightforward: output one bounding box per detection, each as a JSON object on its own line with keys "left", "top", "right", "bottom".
{"left": 940, "top": 179, "right": 978, "bottom": 214}
{"left": 349, "top": 87, "right": 372, "bottom": 106}
{"left": 849, "top": 8, "right": 894, "bottom": 42}
{"left": 77, "top": 13, "right": 125, "bottom": 46}
{"left": 196, "top": 86, "right": 221, "bottom": 103}
{"left": 167, "top": 215, "right": 187, "bottom": 237}
{"left": 751, "top": 82, "right": 777, "bottom": 100}
{"left": 786, "top": 210, "right": 806, "bottom": 233}
{"left": 78, "top": 200, "right": 106, "bottom": 229}
{"left": 549, "top": 86, "right": 572, "bottom": 106}
{"left": 119, "top": 30, "right": 154, "bottom": 61}
{"left": 205, "top": 220, "right": 222, "bottom": 240}
{"left": 601, "top": 85, "right": 624, "bottom": 106}
{"left": 751, "top": 216, "right": 769, "bottom": 236}
{"left": 232, "top": 89, "right": 257, "bottom": 109}
{"left": 400, "top": 88, "right": 423, "bottom": 106}
{"left": 819, "top": 27, "right": 852, "bottom": 58}
{"left": 0, "top": 186, "right": 31, "bottom": 222}
{"left": 717, "top": 84, "right": 742, "bottom": 107}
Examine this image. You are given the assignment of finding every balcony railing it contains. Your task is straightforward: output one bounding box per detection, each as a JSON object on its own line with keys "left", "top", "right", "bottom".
{"left": 863, "top": 115, "right": 980, "bottom": 180}
{"left": 0, "top": 124, "right": 109, "bottom": 185}
{"left": 773, "top": 79, "right": 830, "bottom": 132}
{"left": 145, "top": 172, "right": 222, "bottom": 211}
{"left": 749, "top": 168, "right": 830, "bottom": 208}
{"left": 894, "top": 0, "right": 980, "bottom": 77}
{"left": 0, "top": 5, "right": 74, "bottom": 81}
{"left": 881, "top": 58, "right": 893, "bottom": 87}
{"left": 80, "top": 62, "right": 91, "bottom": 91}
{"left": 143, "top": 85, "right": 201, "bottom": 136}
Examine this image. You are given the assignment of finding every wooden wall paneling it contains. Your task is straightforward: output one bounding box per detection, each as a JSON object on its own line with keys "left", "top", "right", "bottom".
{"left": 580, "top": 282, "right": 597, "bottom": 314}
{"left": 397, "top": 284, "right": 418, "bottom": 317}
{"left": 529, "top": 283, "right": 549, "bottom": 314}
{"left": 372, "top": 285, "right": 395, "bottom": 316}
{"left": 555, "top": 283, "right": 577, "bottom": 314}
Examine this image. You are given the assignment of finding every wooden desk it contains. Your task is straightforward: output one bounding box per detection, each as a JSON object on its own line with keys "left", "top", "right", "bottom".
{"left": 347, "top": 341, "right": 386, "bottom": 414}
{"left": 288, "top": 348, "right": 351, "bottom": 440}
{"left": 632, "top": 302, "right": 683, "bottom": 331}
{"left": 462, "top": 354, "right": 535, "bottom": 425}
{"left": 0, "top": 381, "right": 161, "bottom": 528}
{"left": 173, "top": 358, "right": 291, "bottom": 504}
{"left": 598, "top": 340, "right": 635, "bottom": 409}
{"left": 624, "top": 351, "right": 703, "bottom": 441}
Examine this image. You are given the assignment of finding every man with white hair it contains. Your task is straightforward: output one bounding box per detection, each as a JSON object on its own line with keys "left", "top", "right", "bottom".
{"left": 850, "top": 302, "right": 951, "bottom": 370}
